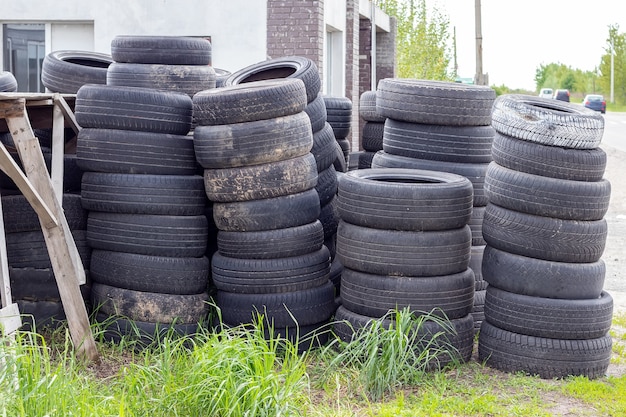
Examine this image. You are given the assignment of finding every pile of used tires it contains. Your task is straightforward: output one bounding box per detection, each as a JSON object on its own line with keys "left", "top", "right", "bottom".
{"left": 370, "top": 79, "right": 497, "bottom": 332}
{"left": 478, "top": 94, "right": 613, "bottom": 379}
{"left": 355, "top": 90, "right": 386, "bottom": 168}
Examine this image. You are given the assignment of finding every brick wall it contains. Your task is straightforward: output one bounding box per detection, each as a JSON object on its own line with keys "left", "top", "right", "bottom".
{"left": 266, "top": 0, "right": 325, "bottom": 83}
{"left": 376, "top": 17, "right": 396, "bottom": 83}
{"left": 345, "top": 0, "right": 360, "bottom": 151}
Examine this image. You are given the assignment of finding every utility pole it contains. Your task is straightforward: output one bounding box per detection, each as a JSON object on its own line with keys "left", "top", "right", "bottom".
{"left": 610, "top": 40, "right": 615, "bottom": 104}
{"left": 453, "top": 26, "right": 458, "bottom": 79}
{"left": 474, "top": 0, "right": 487, "bottom": 85}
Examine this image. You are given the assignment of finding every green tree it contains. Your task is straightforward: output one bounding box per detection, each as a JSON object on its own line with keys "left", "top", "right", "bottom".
{"left": 376, "top": 0, "right": 452, "bottom": 80}
{"left": 598, "top": 24, "right": 626, "bottom": 104}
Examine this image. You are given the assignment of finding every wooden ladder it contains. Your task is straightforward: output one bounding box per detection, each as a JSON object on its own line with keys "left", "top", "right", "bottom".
{"left": 0, "top": 93, "right": 98, "bottom": 363}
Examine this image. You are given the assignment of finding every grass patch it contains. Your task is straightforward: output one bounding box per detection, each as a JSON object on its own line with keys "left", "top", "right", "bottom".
{"left": 562, "top": 375, "right": 626, "bottom": 416}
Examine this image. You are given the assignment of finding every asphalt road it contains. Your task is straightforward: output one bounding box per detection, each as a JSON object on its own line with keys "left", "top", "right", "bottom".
{"left": 601, "top": 111, "right": 626, "bottom": 151}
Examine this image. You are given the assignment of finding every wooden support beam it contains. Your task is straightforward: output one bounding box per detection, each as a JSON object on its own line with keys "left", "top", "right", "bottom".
{"left": 51, "top": 95, "right": 65, "bottom": 202}
{"left": 54, "top": 94, "right": 81, "bottom": 135}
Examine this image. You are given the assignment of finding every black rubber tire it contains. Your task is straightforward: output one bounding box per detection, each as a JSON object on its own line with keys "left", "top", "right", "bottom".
{"left": 80, "top": 172, "right": 206, "bottom": 215}
{"left": 340, "top": 267, "right": 475, "bottom": 319}
{"left": 203, "top": 153, "right": 317, "bottom": 202}
{"left": 216, "top": 280, "right": 336, "bottom": 327}
{"left": 491, "top": 132, "right": 607, "bottom": 181}
{"left": 357, "top": 151, "right": 376, "bottom": 169}
{"left": 482, "top": 204, "right": 607, "bottom": 263}
{"left": 470, "top": 244, "right": 485, "bottom": 281}
{"left": 337, "top": 168, "right": 473, "bottom": 231}
{"left": 311, "top": 122, "right": 338, "bottom": 172}
{"left": 319, "top": 197, "right": 339, "bottom": 240}
{"left": 333, "top": 141, "right": 348, "bottom": 173}
{"left": 6, "top": 230, "right": 90, "bottom": 269}
{"left": 217, "top": 220, "right": 324, "bottom": 259}
{"left": 484, "top": 162, "right": 610, "bottom": 221}
{"left": 86, "top": 212, "right": 208, "bottom": 257}
{"left": 90, "top": 250, "right": 209, "bottom": 295}
{"left": 490, "top": 94, "right": 605, "bottom": 149}
{"left": 106, "top": 62, "right": 216, "bottom": 97}
{"left": 324, "top": 96, "right": 352, "bottom": 139}
{"left": 214, "top": 68, "right": 231, "bottom": 88}
{"left": 2, "top": 192, "right": 86, "bottom": 233}
{"left": 478, "top": 321, "right": 612, "bottom": 379}
{"left": 315, "top": 166, "right": 338, "bottom": 206}
{"left": 336, "top": 221, "right": 471, "bottom": 277}
{"left": 212, "top": 188, "right": 320, "bottom": 232}
{"left": 110, "top": 35, "right": 212, "bottom": 65}
{"left": 0, "top": 152, "right": 84, "bottom": 193}
{"left": 224, "top": 56, "right": 321, "bottom": 103}
{"left": 41, "top": 50, "right": 112, "bottom": 93}
{"left": 17, "top": 300, "right": 67, "bottom": 331}
{"left": 76, "top": 128, "right": 199, "bottom": 175}
{"left": 383, "top": 120, "right": 494, "bottom": 163}
{"left": 0, "top": 71, "right": 18, "bottom": 92}
{"left": 193, "top": 78, "right": 307, "bottom": 125}
{"left": 333, "top": 306, "right": 474, "bottom": 366}
{"left": 359, "top": 90, "right": 385, "bottom": 122}
{"left": 211, "top": 246, "right": 330, "bottom": 294}
{"left": 484, "top": 286, "right": 613, "bottom": 340}
{"left": 10, "top": 267, "right": 91, "bottom": 302}
{"left": 481, "top": 245, "right": 605, "bottom": 299}
{"left": 371, "top": 151, "right": 490, "bottom": 206}
{"left": 469, "top": 206, "right": 486, "bottom": 246}
{"left": 376, "top": 78, "right": 495, "bottom": 126}
{"left": 304, "top": 94, "right": 327, "bottom": 133}
{"left": 75, "top": 84, "right": 193, "bottom": 135}
{"left": 193, "top": 112, "right": 313, "bottom": 169}
{"left": 329, "top": 255, "right": 342, "bottom": 292}
{"left": 361, "top": 122, "right": 384, "bottom": 151}
{"left": 91, "top": 282, "right": 210, "bottom": 324}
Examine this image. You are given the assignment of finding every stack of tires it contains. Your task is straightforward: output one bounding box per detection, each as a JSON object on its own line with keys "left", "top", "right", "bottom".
{"left": 356, "top": 90, "right": 386, "bottom": 169}
{"left": 323, "top": 95, "right": 352, "bottom": 165}
{"left": 370, "top": 79, "right": 496, "bottom": 331}
{"left": 75, "top": 83, "right": 211, "bottom": 344}
{"left": 333, "top": 168, "right": 476, "bottom": 367}
{"left": 193, "top": 78, "right": 336, "bottom": 349}
{"left": 42, "top": 50, "right": 113, "bottom": 94}
{"left": 478, "top": 94, "right": 613, "bottom": 379}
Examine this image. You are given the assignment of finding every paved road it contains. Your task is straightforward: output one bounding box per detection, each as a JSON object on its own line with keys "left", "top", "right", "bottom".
{"left": 601, "top": 111, "right": 626, "bottom": 151}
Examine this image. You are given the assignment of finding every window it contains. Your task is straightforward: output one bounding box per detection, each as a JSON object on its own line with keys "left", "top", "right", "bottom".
{"left": 3, "top": 23, "right": 45, "bottom": 92}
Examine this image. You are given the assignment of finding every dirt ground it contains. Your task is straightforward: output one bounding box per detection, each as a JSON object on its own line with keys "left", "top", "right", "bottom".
{"left": 599, "top": 144, "right": 626, "bottom": 313}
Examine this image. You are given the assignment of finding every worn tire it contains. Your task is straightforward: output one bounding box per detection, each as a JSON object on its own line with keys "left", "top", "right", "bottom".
{"left": 6, "top": 230, "right": 90, "bottom": 269}
{"left": 361, "top": 122, "right": 384, "bottom": 151}
{"left": 0, "top": 71, "right": 18, "bottom": 92}
{"left": 377, "top": 78, "right": 495, "bottom": 126}
{"left": 304, "top": 94, "right": 327, "bottom": 133}
{"left": 311, "top": 122, "right": 338, "bottom": 172}
{"left": 110, "top": 35, "right": 212, "bottom": 65}
{"left": 359, "top": 90, "right": 385, "bottom": 122}
{"left": 41, "top": 50, "right": 112, "bottom": 93}
{"left": 337, "top": 168, "right": 473, "bottom": 231}
{"left": 2, "top": 193, "right": 86, "bottom": 233}
{"left": 336, "top": 221, "right": 471, "bottom": 277}
{"left": 491, "top": 94, "right": 605, "bottom": 149}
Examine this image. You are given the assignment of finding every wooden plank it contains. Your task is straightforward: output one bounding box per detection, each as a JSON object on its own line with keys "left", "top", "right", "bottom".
{"left": 0, "top": 304, "right": 21, "bottom": 336}
{"left": 54, "top": 95, "right": 81, "bottom": 135}
{"left": 0, "top": 185, "right": 22, "bottom": 335}
{"left": 51, "top": 96, "right": 65, "bottom": 202}
{"left": 7, "top": 108, "right": 97, "bottom": 363}
{"left": 0, "top": 99, "right": 25, "bottom": 119}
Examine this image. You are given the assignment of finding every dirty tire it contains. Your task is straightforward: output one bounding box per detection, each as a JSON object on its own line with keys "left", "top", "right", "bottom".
{"left": 337, "top": 168, "right": 473, "bottom": 231}
{"left": 311, "top": 122, "right": 339, "bottom": 172}
{"left": 86, "top": 212, "right": 208, "bottom": 257}
{"left": 6, "top": 230, "right": 90, "bottom": 270}
{"left": 491, "top": 132, "right": 607, "bottom": 181}
{"left": 469, "top": 206, "right": 486, "bottom": 246}
{"left": 216, "top": 280, "right": 336, "bottom": 327}
{"left": 91, "top": 282, "right": 210, "bottom": 323}
{"left": 41, "top": 50, "right": 112, "bottom": 93}
{"left": 359, "top": 90, "right": 385, "bottom": 122}
{"left": 315, "top": 166, "right": 338, "bottom": 207}
{"left": 106, "top": 62, "right": 216, "bottom": 97}
{"left": 212, "top": 188, "right": 320, "bottom": 232}
{"left": 377, "top": 78, "right": 495, "bottom": 126}
{"left": 490, "top": 94, "right": 605, "bottom": 149}
{"left": 485, "top": 162, "right": 610, "bottom": 221}
{"left": 90, "top": 250, "right": 209, "bottom": 295}
{"left": 75, "top": 84, "right": 193, "bottom": 134}
{"left": 336, "top": 221, "right": 471, "bottom": 276}
{"left": 193, "top": 112, "right": 313, "bottom": 169}
{"left": 484, "top": 286, "right": 613, "bottom": 339}
{"left": 340, "top": 267, "right": 475, "bottom": 319}
{"left": 482, "top": 204, "right": 607, "bottom": 263}
{"left": 224, "top": 56, "right": 321, "bottom": 103}
{"left": 110, "top": 35, "right": 212, "bottom": 65}
{"left": 361, "top": 122, "right": 384, "bottom": 151}
{"left": 304, "top": 94, "right": 327, "bottom": 133}
{"left": 76, "top": 128, "right": 199, "bottom": 175}
{"left": 0, "top": 71, "right": 18, "bottom": 92}
{"left": 193, "top": 78, "right": 307, "bottom": 125}
{"left": 217, "top": 220, "right": 324, "bottom": 259}
{"left": 2, "top": 193, "right": 86, "bottom": 233}
{"left": 211, "top": 246, "right": 331, "bottom": 294}
{"left": 80, "top": 172, "right": 206, "bottom": 215}
{"left": 481, "top": 245, "right": 605, "bottom": 299}
{"left": 478, "top": 321, "right": 612, "bottom": 379}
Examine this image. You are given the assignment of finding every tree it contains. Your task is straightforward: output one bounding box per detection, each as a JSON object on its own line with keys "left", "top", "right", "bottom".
{"left": 376, "top": 0, "right": 452, "bottom": 80}
{"left": 598, "top": 24, "right": 626, "bottom": 104}
{"left": 534, "top": 63, "right": 597, "bottom": 96}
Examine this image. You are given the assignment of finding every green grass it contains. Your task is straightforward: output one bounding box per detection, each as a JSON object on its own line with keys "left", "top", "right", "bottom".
{"left": 607, "top": 102, "right": 626, "bottom": 112}
{"left": 1, "top": 310, "right": 626, "bottom": 416}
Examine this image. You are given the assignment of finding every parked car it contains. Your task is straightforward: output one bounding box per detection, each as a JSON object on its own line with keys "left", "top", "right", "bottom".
{"left": 583, "top": 94, "right": 606, "bottom": 114}
{"left": 553, "top": 89, "right": 570, "bottom": 102}
{"left": 538, "top": 88, "right": 553, "bottom": 99}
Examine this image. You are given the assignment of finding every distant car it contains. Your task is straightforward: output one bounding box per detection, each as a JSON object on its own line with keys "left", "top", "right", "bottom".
{"left": 583, "top": 94, "right": 606, "bottom": 114}
{"left": 553, "top": 89, "right": 570, "bottom": 102}
{"left": 538, "top": 88, "right": 553, "bottom": 99}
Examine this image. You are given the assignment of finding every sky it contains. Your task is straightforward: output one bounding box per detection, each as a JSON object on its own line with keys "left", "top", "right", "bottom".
{"left": 435, "top": 0, "right": 626, "bottom": 91}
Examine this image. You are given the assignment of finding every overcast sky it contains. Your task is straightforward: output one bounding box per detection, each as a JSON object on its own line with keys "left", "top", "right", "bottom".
{"left": 436, "top": 0, "right": 626, "bottom": 90}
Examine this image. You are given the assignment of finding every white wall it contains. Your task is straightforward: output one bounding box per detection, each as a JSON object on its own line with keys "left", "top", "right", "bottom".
{"left": 323, "top": 0, "right": 346, "bottom": 96}
{"left": 0, "top": 0, "right": 268, "bottom": 73}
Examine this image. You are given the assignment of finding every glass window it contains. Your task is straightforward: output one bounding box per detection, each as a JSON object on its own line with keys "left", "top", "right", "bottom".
{"left": 3, "top": 23, "right": 45, "bottom": 92}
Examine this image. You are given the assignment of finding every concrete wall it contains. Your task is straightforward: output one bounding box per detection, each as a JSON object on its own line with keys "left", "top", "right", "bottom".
{"left": 0, "top": 0, "right": 267, "bottom": 73}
